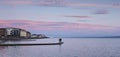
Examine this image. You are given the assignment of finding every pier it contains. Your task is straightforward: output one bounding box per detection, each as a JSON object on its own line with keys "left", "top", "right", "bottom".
{"left": 0, "top": 42, "right": 64, "bottom": 46}
{"left": 0, "top": 38, "right": 64, "bottom": 46}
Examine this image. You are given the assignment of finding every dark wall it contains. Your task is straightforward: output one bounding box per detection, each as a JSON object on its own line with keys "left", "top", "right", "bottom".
{"left": 0, "top": 29, "right": 7, "bottom": 37}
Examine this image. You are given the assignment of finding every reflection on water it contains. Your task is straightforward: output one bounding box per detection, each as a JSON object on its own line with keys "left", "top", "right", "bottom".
{"left": 1, "top": 38, "right": 120, "bottom": 57}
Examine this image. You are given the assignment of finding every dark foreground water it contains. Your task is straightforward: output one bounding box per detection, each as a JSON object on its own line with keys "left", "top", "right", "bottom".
{"left": 0, "top": 38, "right": 120, "bottom": 57}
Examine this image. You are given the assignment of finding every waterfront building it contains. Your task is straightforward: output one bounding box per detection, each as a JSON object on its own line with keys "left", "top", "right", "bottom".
{"left": 0, "top": 28, "right": 31, "bottom": 38}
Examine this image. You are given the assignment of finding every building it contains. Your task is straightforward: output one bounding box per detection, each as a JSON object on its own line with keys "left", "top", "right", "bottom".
{"left": 0, "top": 28, "right": 31, "bottom": 38}
{"left": 0, "top": 28, "right": 7, "bottom": 38}
{"left": 31, "top": 34, "right": 48, "bottom": 38}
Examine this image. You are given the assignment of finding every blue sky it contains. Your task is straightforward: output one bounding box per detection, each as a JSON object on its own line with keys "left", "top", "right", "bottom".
{"left": 0, "top": 0, "right": 120, "bottom": 37}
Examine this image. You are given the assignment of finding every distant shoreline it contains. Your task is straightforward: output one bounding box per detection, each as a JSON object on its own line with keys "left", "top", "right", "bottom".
{"left": 55, "top": 36, "right": 120, "bottom": 38}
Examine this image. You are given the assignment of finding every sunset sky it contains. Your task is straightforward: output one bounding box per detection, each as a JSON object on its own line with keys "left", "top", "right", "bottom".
{"left": 0, "top": 0, "right": 120, "bottom": 37}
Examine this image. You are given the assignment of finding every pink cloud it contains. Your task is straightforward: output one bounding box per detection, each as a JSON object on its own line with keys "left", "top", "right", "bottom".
{"left": 64, "top": 15, "right": 91, "bottom": 18}
{"left": 0, "top": 20, "right": 118, "bottom": 32}
{"left": 112, "top": 3, "right": 120, "bottom": 8}
{"left": 62, "top": 2, "right": 97, "bottom": 7}
{"left": 93, "top": 9, "right": 109, "bottom": 14}
{"left": 0, "top": 0, "right": 32, "bottom": 5}
{"left": 0, "top": 0, "right": 119, "bottom": 8}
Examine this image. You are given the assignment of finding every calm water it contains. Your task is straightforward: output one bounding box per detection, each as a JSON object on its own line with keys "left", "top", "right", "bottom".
{"left": 0, "top": 38, "right": 120, "bottom": 57}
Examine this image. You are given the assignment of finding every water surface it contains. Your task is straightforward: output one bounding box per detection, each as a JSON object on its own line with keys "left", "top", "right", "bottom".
{"left": 0, "top": 38, "right": 120, "bottom": 57}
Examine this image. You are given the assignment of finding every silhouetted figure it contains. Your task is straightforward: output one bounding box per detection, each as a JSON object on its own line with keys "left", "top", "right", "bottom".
{"left": 59, "top": 38, "right": 62, "bottom": 43}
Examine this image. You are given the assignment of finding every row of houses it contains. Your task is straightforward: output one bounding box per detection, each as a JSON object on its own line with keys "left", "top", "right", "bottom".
{"left": 0, "top": 28, "right": 48, "bottom": 38}
{"left": 31, "top": 34, "right": 48, "bottom": 38}
{"left": 0, "top": 28, "right": 31, "bottom": 38}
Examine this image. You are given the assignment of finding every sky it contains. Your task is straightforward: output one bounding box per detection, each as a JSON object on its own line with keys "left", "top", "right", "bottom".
{"left": 0, "top": 0, "right": 120, "bottom": 37}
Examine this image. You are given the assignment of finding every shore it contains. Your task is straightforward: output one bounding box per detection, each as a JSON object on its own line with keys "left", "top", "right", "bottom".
{"left": 0, "top": 37, "right": 49, "bottom": 40}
